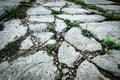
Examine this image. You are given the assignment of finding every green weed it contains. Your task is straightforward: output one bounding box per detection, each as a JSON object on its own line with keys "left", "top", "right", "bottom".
{"left": 45, "top": 44, "right": 56, "bottom": 54}
{"left": 82, "top": 29, "right": 93, "bottom": 37}
{"left": 102, "top": 37, "right": 120, "bottom": 51}
{"left": 60, "top": 63, "right": 68, "bottom": 69}
{"left": 51, "top": 9, "right": 63, "bottom": 14}
{"left": 64, "top": 19, "right": 79, "bottom": 27}
{"left": 47, "top": 26, "right": 55, "bottom": 32}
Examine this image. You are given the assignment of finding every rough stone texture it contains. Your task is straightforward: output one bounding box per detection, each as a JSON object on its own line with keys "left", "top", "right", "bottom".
{"left": 75, "top": 60, "right": 110, "bottom": 80}
{"left": 96, "top": 5, "right": 120, "bottom": 14}
{"left": 27, "top": 6, "right": 51, "bottom": 15}
{"left": 29, "top": 15, "right": 55, "bottom": 22}
{"left": 65, "top": 27, "right": 102, "bottom": 51}
{"left": 51, "top": 7, "right": 61, "bottom": 11}
{"left": 57, "top": 14, "right": 105, "bottom": 22}
{"left": 43, "top": 2, "right": 66, "bottom": 7}
{"left": 0, "top": 19, "right": 27, "bottom": 50}
{"left": 44, "top": 39, "right": 56, "bottom": 46}
{"left": 80, "top": 21, "right": 120, "bottom": 42}
{"left": 0, "top": 51, "right": 57, "bottom": 80}
{"left": 28, "top": 23, "right": 48, "bottom": 32}
{"left": 92, "top": 50, "right": 120, "bottom": 77}
{"left": 33, "top": 32, "right": 54, "bottom": 44}
{"left": 55, "top": 19, "right": 67, "bottom": 33}
{"left": 58, "top": 42, "right": 82, "bottom": 67}
{"left": 83, "top": 0, "right": 114, "bottom": 4}
{"left": 20, "top": 36, "right": 33, "bottom": 50}
{"left": 62, "top": 8, "right": 90, "bottom": 14}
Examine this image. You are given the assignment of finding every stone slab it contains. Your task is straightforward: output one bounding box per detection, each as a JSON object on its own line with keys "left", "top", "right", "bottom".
{"left": 92, "top": 50, "right": 120, "bottom": 77}
{"left": 65, "top": 27, "right": 102, "bottom": 51}
{"left": 57, "top": 14, "right": 105, "bottom": 22}
{"left": 0, "top": 19, "right": 27, "bottom": 50}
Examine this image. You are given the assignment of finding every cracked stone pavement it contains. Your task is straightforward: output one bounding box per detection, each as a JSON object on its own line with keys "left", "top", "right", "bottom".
{"left": 0, "top": 0, "right": 120, "bottom": 80}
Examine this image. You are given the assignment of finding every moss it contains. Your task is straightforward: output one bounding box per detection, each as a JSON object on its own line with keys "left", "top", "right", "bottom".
{"left": 45, "top": 44, "right": 56, "bottom": 54}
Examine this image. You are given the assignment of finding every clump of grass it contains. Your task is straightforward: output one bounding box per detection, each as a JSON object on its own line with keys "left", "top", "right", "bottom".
{"left": 0, "top": 37, "right": 24, "bottom": 61}
{"left": 47, "top": 26, "right": 55, "bottom": 32}
{"left": 102, "top": 37, "right": 120, "bottom": 52}
{"left": 51, "top": 9, "right": 63, "bottom": 14}
{"left": 7, "top": 5, "right": 26, "bottom": 19}
{"left": 60, "top": 63, "right": 68, "bottom": 69}
{"left": 45, "top": 44, "right": 56, "bottom": 54}
{"left": 64, "top": 19, "right": 79, "bottom": 27}
{"left": 82, "top": 29, "right": 94, "bottom": 37}
{"left": 102, "top": 13, "right": 120, "bottom": 20}
{"left": 19, "top": 1, "right": 33, "bottom": 8}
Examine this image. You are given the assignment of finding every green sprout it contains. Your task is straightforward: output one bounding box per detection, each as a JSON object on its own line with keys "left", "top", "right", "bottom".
{"left": 102, "top": 37, "right": 120, "bottom": 53}
{"left": 60, "top": 63, "right": 68, "bottom": 69}
{"left": 45, "top": 44, "right": 56, "bottom": 54}
{"left": 82, "top": 29, "right": 93, "bottom": 37}
{"left": 64, "top": 19, "right": 79, "bottom": 27}
{"left": 51, "top": 9, "right": 63, "bottom": 14}
{"left": 47, "top": 26, "right": 55, "bottom": 32}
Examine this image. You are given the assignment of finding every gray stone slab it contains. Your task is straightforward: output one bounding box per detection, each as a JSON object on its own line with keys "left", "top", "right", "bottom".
{"left": 20, "top": 36, "right": 33, "bottom": 50}
{"left": 83, "top": 0, "right": 114, "bottom": 4}
{"left": 43, "top": 2, "right": 66, "bottom": 7}
{"left": 33, "top": 32, "right": 54, "bottom": 44}
{"left": 27, "top": 6, "right": 51, "bottom": 15}
{"left": 62, "top": 8, "right": 90, "bottom": 14}
{"left": 28, "top": 23, "right": 48, "bottom": 32}
{"left": 29, "top": 15, "right": 55, "bottom": 22}
{"left": 75, "top": 60, "right": 110, "bottom": 80}
{"left": 80, "top": 21, "right": 120, "bottom": 42}
{"left": 65, "top": 27, "right": 102, "bottom": 51}
{"left": 92, "top": 50, "right": 120, "bottom": 77}
{"left": 0, "top": 19, "right": 27, "bottom": 50}
{"left": 58, "top": 42, "right": 82, "bottom": 67}
{"left": 96, "top": 5, "right": 120, "bottom": 14}
{"left": 57, "top": 14, "right": 105, "bottom": 22}
{"left": 0, "top": 51, "right": 57, "bottom": 80}
{"left": 55, "top": 19, "right": 67, "bottom": 33}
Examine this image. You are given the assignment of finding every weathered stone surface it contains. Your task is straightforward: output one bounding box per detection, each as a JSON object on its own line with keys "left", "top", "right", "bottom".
{"left": 62, "top": 8, "right": 90, "bottom": 14}
{"left": 80, "top": 21, "right": 120, "bottom": 42}
{"left": 29, "top": 15, "right": 55, "bottom": 22}
{"left": 58, "top": 42, "right": 82, "bottom": 67}
{"left": 0, "top": 19, "right": 27, "bottom": 50}
{"left": 83, "top": 0, "right": 114, "bottom": 4}
{"left": 28, "top": 23, "right": 48, "bottom": 32}
{"left": 92, "top": 50, "right": 120, "bottom": 77}
{"left": 27, "top": 6, "right": 51, "bottom": 15}
{"left": 67, "top": 2, "right": 81, "bottom": 8}
{"left": 33, "top": 32, "right": 54, "bottom": 44}
{"left": 44, "top": 39, "right": 56, "bottom": 46}
{"left": 0, "top": 51, "right": 57, "bottom": 80}
{"left": 96, "top": 5, "right": 120, "bottom": 14}
{"left": 55, "top": 19, "right": 67, "bottom": 33}
{"left": 20, "top": 36, "right": 33, "bottom": 50}
{"left": 65, "top": 27, "right": 102, "bottom": 51}
{"left": 57, "top": 14, "right": 105, "bottom": 22}
{"left": 75, "top": 60, "right": 110, "bottom": 80}
{"left": 51, "top": 7, "right": 61, "bottom": 11}
{"left": 43, "top": 2, "right": 66, "bottom": 7}
{"left": 4, "top": 0, "right": 24, "bottom": 2}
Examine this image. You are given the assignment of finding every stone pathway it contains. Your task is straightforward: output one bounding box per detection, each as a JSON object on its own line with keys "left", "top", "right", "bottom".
{"left": 0, "top": 0, "right": 120, "bottom": 80}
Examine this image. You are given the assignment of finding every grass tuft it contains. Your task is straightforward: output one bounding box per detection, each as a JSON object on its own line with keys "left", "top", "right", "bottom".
{"left": 64, "top": 19, "right": 79, "bottom": 27}
{"left": 82, "top": 29, "right": 94, "bottom": 37}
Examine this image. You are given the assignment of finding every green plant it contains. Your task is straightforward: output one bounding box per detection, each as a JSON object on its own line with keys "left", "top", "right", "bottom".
{"left": 64, "top": 19, "right": 79, "bottom": 27}
{"left": 45, "top": 44, "right": 56, "bottom": 54}
{"left": 102, "top": 37, "right": 120, "bottom": 51}
{"left": 7, "top": 5, "right": 26, "bottom": 18}
{"left": 47, "top": 26, "right": 55, "bottom": 32}
{"left": 102, "top": 13, "right": 120, "bottom": 20}
{"left": 82, "top": 29, "right": 93, "bottom": 37}
{"left": 60, "top": 63, "right": 68, "bottom": 69}
{"left": 51, "top": 9, "right": 62, "bottom": 14}
{"left": 19, "top": 1, "right": 33, "bottom": 8}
